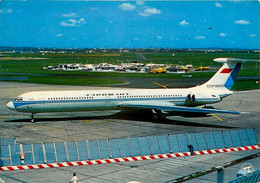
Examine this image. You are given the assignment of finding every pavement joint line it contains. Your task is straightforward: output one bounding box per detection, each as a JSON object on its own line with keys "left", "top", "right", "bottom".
{"left": 1, "top": 144, "right": 259, "bottom": 171}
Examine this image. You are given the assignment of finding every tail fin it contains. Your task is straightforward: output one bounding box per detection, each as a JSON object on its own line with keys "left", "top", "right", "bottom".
{"left": 200, "top": 58, "right": 259, "bottom": 90}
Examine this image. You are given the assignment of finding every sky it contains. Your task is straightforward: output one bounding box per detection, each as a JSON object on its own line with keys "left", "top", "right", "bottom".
{"left": 0, "top": 0, "right": 259, "bottom": 49}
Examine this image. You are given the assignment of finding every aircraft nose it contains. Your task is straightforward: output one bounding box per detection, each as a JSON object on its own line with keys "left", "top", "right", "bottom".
{"left": 6, "top": 101, "right": 15, "bottom": 111}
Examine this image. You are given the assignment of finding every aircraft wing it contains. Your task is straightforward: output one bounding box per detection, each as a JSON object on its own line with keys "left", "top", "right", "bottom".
{"left": 118, "top": 101, "right": 240, "bottom": 115}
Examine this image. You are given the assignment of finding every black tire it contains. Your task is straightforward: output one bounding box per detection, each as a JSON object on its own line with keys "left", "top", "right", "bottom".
{"left": 153, "top": 114, "right": 159, "bottom": 120}
{"left": 161, "top": 114, "right": 166, "bottom": 120}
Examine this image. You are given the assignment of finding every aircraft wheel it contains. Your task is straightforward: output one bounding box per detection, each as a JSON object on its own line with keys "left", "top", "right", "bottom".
{"left": 153, "top": 114, "right": 166, "bottom": 120}
{"left": 153, "top": 114, "right": 159, "bottom": 120}
{"left": 161, "top": 114, "right": 166, "bottom": 120}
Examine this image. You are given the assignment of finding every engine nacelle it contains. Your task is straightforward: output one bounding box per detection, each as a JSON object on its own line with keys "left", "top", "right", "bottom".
{"left": 185, "top": 93, "right": 221, "bottom": 106}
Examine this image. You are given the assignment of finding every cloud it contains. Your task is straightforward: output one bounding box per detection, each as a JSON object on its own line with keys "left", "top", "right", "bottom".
{"left": 136, "top": 1, "right": 145, "bottom": 6}
{"left": 0, "top": 8, "right": 12, "bottom": 14}
{"left": 194, "top": 36, "right": 206, "bottom": 40}
{"left": 60, "top": 18, "right": 85, "bottom": 27}
{"left": 249, "top": 34, "right": 257, "bottom": 37}
{"left": 91, "top": 8, "right": 98, "bottom": 11}
{"left": 62, "top": 13, "right": 76, "bottom": 18}
{"left": 139, "top": 13, "right": 149, "bottom": 17}
{"left": 215, "top": 2, "right": 223, "bottom": 7}
{"left": 157, "top": 36, "right": 162, "bottom": 39}
{"left": 56, "top": 34, "right": 64, "bottom": 37}
{"left": 220, "top": 33, "right": 226, "bottom": 37}
{"left": 134, "top": 37, "right": 139, "bottom": 40}
{"left": 139, "top": 7, "right": 162, "bottom": 17}
{"left": 118, "top": 3, "right": 136, "bottom": 11}
{"left": 144, "top": 8, "right": 161, "bottom": 15}
{"left": 180, "top": 20, "right": 189, "bottom": 26}
{"left": 235, "top": 20, "right": 250, "bottom": 25}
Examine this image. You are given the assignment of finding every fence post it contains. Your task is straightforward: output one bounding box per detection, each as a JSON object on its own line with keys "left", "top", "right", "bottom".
{"left": 117, "top": 139, "right": 122, "bottom": 157}
{"left": 137, "top": 137, "right": 142, "bottom": 155}
{"left": 147, "top": 136, "right": 153, "bottom": 155}
{"left": 245, "top": 129, "right": 251, "bottom": 145}
{"left": 203, "top": 133, "right": 209, "bottom": 150}
{"left": 96, "top": 140, "right": 101, "bottom": 160}
{"left": 156, "top": 136, "right": 162, "bottom": 154}
{"left": 185, "top": 133, "right": 190, "bottom": 152}
{"left": 212, "top": 132, "right": 218, "bottom": 149}
{"left": 221, "top": 131, "right": 226, "bottom": 148}
{"left": 228, "top": 130, "right": 235, "bottom": 147}
{"left": 193, "top": 134, "right": 199, "bottom": 150}
{"left": 107, "top": 139, "right": 112, "bottom": 159}
{"left": 253, "top": 128, "right": 257, "bottom": 144}
{"left": 237, "top": 130, "right": 243, "bottom": 146}
{"left": 176, "top": 135, "right": 181, "bottom": 152}
{"left": 64, "top": 142, "right": 69, "bottom": 162}
{"left": 75, "top": 141, "right": 80, "bottom": 161}
{"left": 217, "top": 166, "right": 224, "bottom": 183}
{"left": 127, "top": 137, "right": 132, "bottom": 157}
{"left": 53, "top": 143, "right": 58, "bottom": 163}
{"left": 31, "top": 144, "right": 35, "bottom": 164}
{"left": 42, "top": 143, "right": 47, "bottom": 164}
{"left": 166, "top": 135, "right": 172, "bottom": 153}
{"left": 8, "top": 145, "right": 12, "bottom": 165}
{"left": 86, "top": 140, "right": 91, "bottom": 160}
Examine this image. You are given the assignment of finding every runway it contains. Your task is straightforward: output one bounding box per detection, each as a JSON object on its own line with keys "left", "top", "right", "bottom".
{"left": 0, "top": 82, "right": 259, "bottom": 182}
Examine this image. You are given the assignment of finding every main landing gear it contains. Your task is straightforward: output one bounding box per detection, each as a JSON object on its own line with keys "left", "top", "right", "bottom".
{"left": 30, "top": 113, "right": 36, "bottom": 123}
{"left": 153, "top": 114, "right": 166, "bottom": 120}
{"left": 152, "top": 110, "right": 166, "bottom": 120}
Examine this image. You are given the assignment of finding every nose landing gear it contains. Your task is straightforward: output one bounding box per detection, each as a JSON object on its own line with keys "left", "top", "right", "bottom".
{"left": 30, "top": 113, "right": 36, "bottom": 123}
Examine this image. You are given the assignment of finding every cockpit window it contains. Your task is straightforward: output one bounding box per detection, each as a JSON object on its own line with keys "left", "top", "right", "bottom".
{"left": 14, "top": 97, "right": 23, "bottom": 101}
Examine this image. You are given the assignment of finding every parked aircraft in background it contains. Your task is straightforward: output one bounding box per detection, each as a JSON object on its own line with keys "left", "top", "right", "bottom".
{"left": 6, "top": 58, "right": 259, "bottom": 122}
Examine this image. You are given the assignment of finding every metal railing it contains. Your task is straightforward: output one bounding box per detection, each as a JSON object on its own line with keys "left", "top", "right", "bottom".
{"left": 228, "top": 170, "right": 260, "bottom": 183}
{"left": 166, "top": 151, "right": 260, "bottom": 183}
{"left": 0, "top": 128, "right": 258, "bottom": 166}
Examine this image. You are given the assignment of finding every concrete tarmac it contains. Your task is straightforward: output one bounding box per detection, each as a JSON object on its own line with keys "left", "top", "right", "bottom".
{"left": 0, "top": 82, "right": 259, "bottom": 182}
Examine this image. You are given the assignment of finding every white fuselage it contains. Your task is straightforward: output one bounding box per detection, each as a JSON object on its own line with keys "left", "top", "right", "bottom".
{"left": 7, "top": 87, "right": 228, "bottom": 113}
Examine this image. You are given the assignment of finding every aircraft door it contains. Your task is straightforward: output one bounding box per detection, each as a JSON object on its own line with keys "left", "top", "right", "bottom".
{"left": 105, "top": 94, "right": 110, "bottom": 105}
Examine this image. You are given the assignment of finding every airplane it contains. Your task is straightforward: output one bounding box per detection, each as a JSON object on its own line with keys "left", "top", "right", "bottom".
{"left": 6, "top": 58, "right": 258, "bottom": 123}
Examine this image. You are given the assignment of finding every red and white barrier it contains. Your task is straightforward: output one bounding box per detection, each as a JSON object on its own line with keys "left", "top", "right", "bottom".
{"left": 1, "top": 144, "right": 259, "bottom": 171}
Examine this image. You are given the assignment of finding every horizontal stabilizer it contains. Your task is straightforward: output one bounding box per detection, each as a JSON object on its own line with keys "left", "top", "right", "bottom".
{"left": 214, "top": 58, "right": 260, "bottom": 63}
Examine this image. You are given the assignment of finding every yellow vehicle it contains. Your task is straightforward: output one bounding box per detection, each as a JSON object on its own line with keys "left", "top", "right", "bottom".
{"left": 195, "top": 66, "right": 210, "bottom": 71}
{"left": 178, "top": 66, "right": 189, "bottom": 72}
{"left": 149, "top": 67, "right": 166, "bottom": 73}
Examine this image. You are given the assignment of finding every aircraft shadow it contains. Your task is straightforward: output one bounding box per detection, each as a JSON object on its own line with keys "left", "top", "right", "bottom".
{"left": 5, "top": 110, "right": 235, "bottom": 129}
{"left": 109, "top": 110, "right": 235, "bottom": 129}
